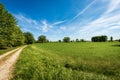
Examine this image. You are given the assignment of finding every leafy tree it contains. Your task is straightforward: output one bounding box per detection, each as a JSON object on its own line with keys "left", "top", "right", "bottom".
{"left": 110, "top": 36, "right": 113, "bottom": 42}
{"left": 63, "top": 37, "right": 70, "bottom": 42}
{"left": 58, "top": 40, "right": 61, "bottom": 42}
{"left": 119, "top": 39, "right": 120, "bottom": 42}
{"left": 24, "top": 32, "right": 35, "bottom": 44}
{"left": 0, "top": 39, "right": 7, "bottom": 49}
{"left": 80, "top": 39, "right": 85, "bottom": 42}
{"left": 12, "top": 26, "right": 25, "bottom": 46}
{"left": 76, "top": 39, "right": 79, "bottom": 42}
{"left": 38, "top": 35, "right": 47, "bottom": 43}
{"left": 0, "top": 3, "right": 25, "bottom": 48}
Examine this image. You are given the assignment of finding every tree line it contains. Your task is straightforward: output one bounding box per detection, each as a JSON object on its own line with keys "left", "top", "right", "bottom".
{"left": 91, "top": 35, "right": 107, "bottom": 42}
{"left": 0, "top": 3, "right": 25, "bottom": 49}
{"left": 61, "top": 36, "right": 120, "bottom": 42}
{"left": 0, "top": 3, "right": 35, "bottom": 49}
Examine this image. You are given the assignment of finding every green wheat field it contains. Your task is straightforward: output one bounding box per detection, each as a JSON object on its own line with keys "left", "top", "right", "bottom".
{"left": 12, "top": 42, "right": 120, "bottom": 80}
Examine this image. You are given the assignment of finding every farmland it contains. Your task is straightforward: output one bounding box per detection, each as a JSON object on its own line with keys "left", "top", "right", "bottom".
{"left": 12, "top": 42, "right": 120, "bottom": 80}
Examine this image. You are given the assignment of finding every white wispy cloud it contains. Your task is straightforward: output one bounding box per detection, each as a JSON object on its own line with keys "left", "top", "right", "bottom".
{"left": 52, "top": 20, "right": 66, "bottom": 26}
{"left": 14, "top": 13, "right": 65, "bottom": 33}
{"left": 15, "top": 14, "right": 37, "bottom": 25}
{"left": 60, "top": 26, "right": 66, "bottom": 30}
{"left": 105, "top": 0, "right": 120, "bottom": 14}
{"left": 79, "top": 14, "right": 120, "bottom": 32}
{"left": 41, "top": 20, "right": 66, "bottom": 32}
{"left": 71, "top": 0, "right": 97, "bottom": 21}
{"left": 41, "top": 20, "right": 52, "bottom": 32}
{"left": 108, "top": 26, "right": 120, "bottom": 30}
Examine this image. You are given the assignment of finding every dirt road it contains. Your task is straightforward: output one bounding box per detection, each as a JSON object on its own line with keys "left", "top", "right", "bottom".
{"left": 0, "top": 46, "right": 26, "bottom": 80}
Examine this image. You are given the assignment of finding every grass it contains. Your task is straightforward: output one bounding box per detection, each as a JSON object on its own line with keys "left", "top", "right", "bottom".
{"left": 0, "top": 49, "right": 19, "bottom": 64}
{"left": 0, "top": 47, "right": 18, "bottom": 55}
{"left": 12, "top": 42, "right": 120, "bottom": 80}
{"left": 0, "top": 46, "right": 24, "bottom": 55}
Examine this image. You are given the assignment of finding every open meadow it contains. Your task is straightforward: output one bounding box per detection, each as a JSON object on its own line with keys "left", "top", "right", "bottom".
{"left": 12, "top": 42, "right": 120, "bottom": 80}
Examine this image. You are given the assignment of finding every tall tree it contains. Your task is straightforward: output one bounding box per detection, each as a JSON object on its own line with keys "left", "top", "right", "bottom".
{"left": 38, "top": 35, "right": 47, "bottom": 43}
{"left": 110, "top": 36, "right": 113, "bottom": 42}
{"left": 0, "top": 3, "right": 24, "bottom": 48}
{"left": 11, "top": 26, "right": 25, "bottom": 46}
{"left": 24, "top": 32, "right": 35, "bottom": 44}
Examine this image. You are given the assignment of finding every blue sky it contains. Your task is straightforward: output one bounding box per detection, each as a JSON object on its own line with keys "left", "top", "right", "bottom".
{"left": 0, "top": 0, "right": 120, "bottom": 41}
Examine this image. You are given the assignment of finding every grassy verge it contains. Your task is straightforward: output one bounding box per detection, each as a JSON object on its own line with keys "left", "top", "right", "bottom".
{"left": 0, "top": 46, "right": 22, "bottom": 55}
{"left": 12, "top": 42, "right": 120, "bottom": 80}
{"left": 0, "top": 49, "right": 20, "bottom": 64}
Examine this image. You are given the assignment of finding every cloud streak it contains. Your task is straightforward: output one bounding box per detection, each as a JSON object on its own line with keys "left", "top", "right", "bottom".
{"left": 105, "top": 0, "right": 120, "bottom": 14}
{"left": 52, "top": 20, "right": 66, "bottom": 26}
{"left": 14, "top": 13, "right": 65, "bottom": 33}
{"left": 15, "top": 14, "right": 37, "bottom": 25}
{"left": 71, "top": 0, "right": 97, "bottom": 21}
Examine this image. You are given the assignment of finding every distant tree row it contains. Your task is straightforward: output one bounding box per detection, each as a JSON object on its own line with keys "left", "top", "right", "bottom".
{"left": 75, "top": 39, "right": 85, "bottom": 42}
{"left": 58, "top": 37, "right": 85, "bottom": 43}
{"left": 60, "top": 36, "right": 119, "bottom": 43}
{"left": 40, "top": 36, "right": 119, "bottom": 43}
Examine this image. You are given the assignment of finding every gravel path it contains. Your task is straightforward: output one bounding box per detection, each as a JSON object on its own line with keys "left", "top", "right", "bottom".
{"left": 0, "top": 46, "right": 26, "bottom": 80}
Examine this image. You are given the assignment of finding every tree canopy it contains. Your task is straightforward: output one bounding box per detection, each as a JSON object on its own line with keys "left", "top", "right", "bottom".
{"left": 0, "top": 3, "right": 25, "bottom": 48}
{"left": 24, "top": 32, "right": 35, "bottom": 44}
{"left": 91, "top": 35, "right": 108, "bottom": 42}
{"left": 37, "top": 35, "right": 47, "bottom": 43}
{"left": 63, "top": 37, "right": 70, "bottom": 42}
{"left": 76, "top": 39, "right": 79, "bottom": 42}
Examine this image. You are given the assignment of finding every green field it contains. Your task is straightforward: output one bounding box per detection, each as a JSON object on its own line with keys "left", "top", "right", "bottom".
{"left": 12, "top": 42, "right": 120, "bottom": 80}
